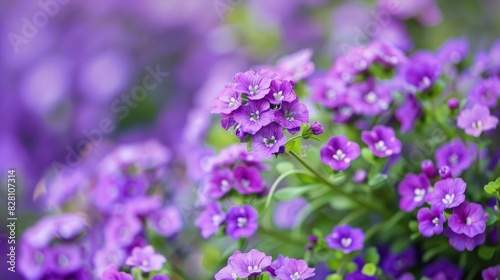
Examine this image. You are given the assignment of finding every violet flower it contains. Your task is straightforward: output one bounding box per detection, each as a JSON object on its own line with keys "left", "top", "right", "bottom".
{"left": 457, "top": 104, "right": 498, "bottom": 137}
{"left": 227, "top": 249, "right": 272, "bottom": 278}
{"left": 233, "top": 165, "right": 265, "bottom": 195}
{"left": 448, "top": 201, "right": 488, "bottom": 237}
{"left": 125, "top": 245, "right": 166, "bottom": 272}
{"left": 416, "top": 207, "right": 445, "bottom": 237}
{"left": 225, "top": 205, "right": 259, "bottom": 239}
{"left": 482, "top": 265, "right": 500, "bottom": 280}
{"left": 435, "top": 139, "right": 475, "bottom": 176}
{"left": 426, "top": 178, "right": 466, "bottom": 211}
{"left": 234, "top": 70, "right": 272, "bottom": 100}
{"left": 211, "top": 84, "right": 242, "bottom": 114}
{"left": 437, "top": 37, "right": 469, "bottom": 65}
{"left": 326, "top": 225, "right": 365, "bottom": 254}
{"left": 320, "top": 135, "right": 361, "bottom": 171}
{"left": 397, "top": 173, "right": 431, "bottom": 212}
{"left": 195, "top": 201, "right": 226, "bottom": 238}
{"left": 395, "top": 94, "right": 421, "bottom": 133}
{"left": 206, "top": 168, "right": 234, "bottom": 199}
{"left": 423, "top": 259, "right": 462, "bottom": 280}
{"left": 401, "top": 51, "right": 441, "bottom": 92}
{"left": 102, "top": 264, "right": 133, "bottom": 280}
{"left": 275, "top": 258, "right": 315, "bottom": 280}
{"left": 147, "top": 206, "right": 183, "bottom": 237}
{"left": 468, "top": 77, "right": 500, "bottom": 108}
{"left": 348, "top": 79, "right": 392, "bottom": 116}
{"left": 274, "top": 99, "right": 310, "bottom": 133}
{"left": 46, "top": 244, "right": 84, "bottom": 276}
{"left": 266, "top": 80, "right": 297, "bottom": 105}
{"left": 104, "top": 215, "right": 142, "bottom": 248}
{"left": 232, "top": 100, "right": 274, "bottom": 134}
{"left": 310, "top": 121, "right": 324, "bottom": 135}
{"left": 251, "top": 123, "right": 287, "bottom": 158}
{"left": 444, "top": 228, "right": 485, "bottom": 251}
{"left": 361, "top": 125, "right": 402, "bottom": 157}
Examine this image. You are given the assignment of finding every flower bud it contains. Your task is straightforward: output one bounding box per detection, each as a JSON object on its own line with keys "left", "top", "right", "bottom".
{"left": 310, "top": 122, "right": 324, "bottom": 135}
{"left": 421, "top": 159, "right": 437, "bottom": 178}
{"left": 353, "top": 169, "right": 367, "bottom": 183}
{"left": 447, "top": 98, "right": 460, "bottom": 110}
{"left": 439, "top": 165, "right": 452, "bottom": 179}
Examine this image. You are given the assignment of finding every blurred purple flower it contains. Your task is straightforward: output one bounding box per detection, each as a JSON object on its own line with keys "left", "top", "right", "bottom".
{"left": 435, "top": 139, "right": 475, "bottom": 176}
{"left": 273, "top": 197, "right": 309, "bottom": 229}
{"left": 437, "top": 37, "right": 469, "bottom": 65}
{"left": 102, "top": 264, "right": 133, "bottom": 280}
{"left": 457, "top": 104, "right": 498, "bottom": 137}
{"left": 397, "top": 173, "right": 430, "bottom": 212}
{"left": 147, "top": 206, "right": 183, "bottom": 238}
{"left": 348, "top": 79, "right": 392, "bottom": 115}
{"left": 125, "top": 245, "right": 166, "bottom": 272}
{"left": 423, "top": 259, "right": 462, "bottom": 280}
{"left": 195, "top": 201, "right": 226, "bottom": 238}
{"left": 395, "top": 94, "right": 421, "bottom": 133}
{"left": 401, "top": 51, "right": 441, "bottom": 92}
{"left": 482, "top": 265, "right": 500, "bottom": 280}
{"left": 444, "top": 228, "right": 485, "bottom": 251}
{"left": 468, "top": 77, "right": 500, "bottom": 108}
{"left": 420, "top": 159, "right": 437, "bottom": 178}
{"left": 380, "top": 247, "right": 416, "bottom": 278}
{"left": 104, "top": 215, "right": 142, "bottom": 248}
{"left": 47, "top": 244, "right": 84, "bottom": 276}
{"left": 225, "top": 205, "right": 259, "bottom": 239}
{"left": 326, "top": 225, "right": 365, "bottom": 254}
{"left": 206, "top": 168, "right": 234, "bottom": 199}
{"left": 233, "top": 165, "right": 265, "bottom": 195}
{"left": 361, "top": 125, "right": 402, "bottom": 157}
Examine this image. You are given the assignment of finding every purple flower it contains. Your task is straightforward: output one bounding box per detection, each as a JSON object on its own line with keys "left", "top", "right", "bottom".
{"left": 234, "top": 70, "right": 272, "bottom": 100}
{"left": 93, "top": 247, "right": 126, "bottom": 277}
{"left": 435, "top": 139, "right": 475, "bottom": 176}
{"left": 361, "top": 125, "right": 402, "bottom": 157}
{"left": 251, "top": 123, "right": 287, "bottom": 158}
{"left": 125, "top": 245, "right": 166, "bottom": 272}
{"left": 211, "top": 84, "right": 242, "bottom": 114}
{"left": 310, "top": 121, "right": 324, "bottom": 135}
{"left": 151, "top": 275, "right": 170, "bottom": 280}
{"left": 233, "top": 165, "right": 265, "bottom": 195}
{"left": 401, "top": 51, "right": 441, "bottom": 92}
{"left": 206, "top": 169, "right": 234, "bottom": 199}
{"left": 233, "top": 100, "right": 274, "bottom": 134}
{"left": 267, "top": 254, "right": 289, "bottom": 277}
{"left": 482, "top": 265, "right": 500, "bottom": 280}
{"left": 444, "top": 228, "right": 485, "bottom": 251}
{"left": 423, "top": 259, "right": 462, "bottom": 280}
{"left": 416, "top": 207, "right": 445, "bottom": 237}
{"left": 369, "top": 41, "right": 408, "bottom": 67}
{"left": 276, "top": 49, "right": 315, "bottom": 81}
{"left": 225, "top": 205, "right": 259, "bottom": 239}
{"left": 226, "top": 249, "right": 273, "bottom": 278}
{"left": 47, "top": 244, "right": 84, "bottom": 276}
{"left": 102, "top": 264, "right": 133, "bottom": 280}
{"left": 195, "top": 201, "right": 226, "bottom": 238}
{"left": 104, "top": 215, "right": 142, "bottom": 247}
{"left": 438, "top": 165, "right": 452, "bottom": 179}
{"left": 19, "top": 244, "right": 49, "bottom": 280}
{"left": 310, "top": 77, "right": 348, "bottom": 108}
{"left": 457, "top": 104, "right": 498, "bottom": 137}
{"left": 468, "top": 77, "right": 500, "bottom": 108}
{"left": 326, "top": 225, "right": 365, "bottom": 254}
{"left": 274, "top": 99, "right": 309, "bottom": 133}
{"left": 420, "top": 159, "right": 437, "bottom": 178}
{"left": 426, "top": 178, "right": 466, "bottom": 211}
{"left": 398, "top": 173, "right": 431, "bottom": 212}
{"left": 273, "top": 197, "right": 308, "bottom": 229}
{"left": 395, "top": 94, "right": 421, "bottom": 133}
{"left": 332, "top": 47, "right": 375, "bottom": 83}
{"left": 147, "top": 206, "right": 183, "bottom": 237}
{"left": 348, "top": 79, "right": 392, "bottom": 116}
{"left": 320, "top": 135, "right": 361, "bottom": 171}
{"left": 266, "top": 80, "right": 297, "bottom": 105}
{"left": 275, "top": 258, "right": 315, "bottom": 280}
{"left": 448, "top": 201, "right": 487, "bottom": 237}
{"left": 353, "top": 169, "right": 367, "bottom": 183}
{"left": 380, "top": 247, "right": 416, "bottom": 278}
{"left": 124, "top": 196, "right": 163, "bottom": 217}
{"left": 437, "top": 37, "right": 469, "bottom": 65}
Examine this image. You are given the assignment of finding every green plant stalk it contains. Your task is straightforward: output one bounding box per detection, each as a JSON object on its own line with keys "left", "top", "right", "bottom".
{"left": 258, "top": 227, "right": 304, "bottom": 247}
{"left": 288, "top": 150, "right": 390, "bottom": 217}
{"left": 365, "top": 211, "right": 405, "bottom": 241}
{"left": 264, "top": 169, "right": 313, "bottom": 208}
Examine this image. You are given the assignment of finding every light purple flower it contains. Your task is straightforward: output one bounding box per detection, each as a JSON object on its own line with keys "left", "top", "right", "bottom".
{"left": 102, "top": 264, "right": 133, "bottom": 280}
{"left": 435, "top": 139, "right": 475, "bottom": 176}
{"left": 233, "top": 165, "right": 265, "bottom": 195}
{"left": 397, "top": 173, "right": 431, "bottom": 212}
{"left": 195, "top": 201, "right": 226, "bottom": 238}
{"left": 206, "top": 169, "right": 234, "bottom": 199}
{"left": 104, "top": 215, "right": 142, "bottom": 247}
{"left": 93, "top": 247, "right": 126, "bottom": 277}
{"left": 124, "top": 196, "right": 163, "bottom": 217}
{"left": 251, "top": 123, "right": 287, "bottom": 158}
{"left": 426, "top": 178, "right": 466, "bottom": 211}
{"left": 401, "top": 51, "right": 441, "bottom": 92}
{"left": 448, "top": 201, "right": 487, "bottom": 238}
{"left": 234, "top": 70, "right": 272, "bottom": 100}
{"left": 47, "top": 244, "right": 84, "bottom": 276}
{"left": 19, "top": 244, "right": 48, "bottom": 280}
{"left": 225, "top": 205, "right": 259, "bottom": 239}
{"left": 482, "top": 265, "right": 500, "bottom": 280}
{"left": 320, "top": 135, "right": 360, "bottom": 171}
{"left": 266, "top": 80, "right": 297, "bottom": 105}
{"left": 416, "top": 207, "right": 445, "bottom": 237}
{"left": 151, "top": 275, "right": 170, "bottom": 280}
{"left": 267, "top": 254, "right": 289, "bottom": 277}
{"left": 147, "top": 206, "right": 183, "bottom": 238}
{"left": 326, "top": 225, "right": 365, "bottom": 254}
{"left": 274, "top": 99, "right": 309, "bottom": 133}
{"left": 125, "top": 245, "right": 166, "bottom": 272}
{"left": 226, "top": 249, "right": 272, "bottom": 278}
{"left": 361, "top": 125, "right": 402, "bottom": 157}
{"left": 310, "top": 77, "right": 349, "bottom": 108}
{"left": 369, "top": 41, "right": 408, "bottom": 67}
{"left": 444, "top": 228, "right": 485, "bottom": 251}
{"left": 332, "top": 46, "right": 375, "bottom": 83}
{"left": 233, "top": 100, "right": 274, "bottom": 134}
{"left": 395, "top": 94, "right": 421, "bottom": 133}
{"left": 275, "top": 259, "right": 315, "bottom": 280}
{"left": 276, "top": 49, "right": 315, "bottom": 81}
{"left": 211, "top": 84, "right": 242, "bottom": 114}
{"left": 348, "top": 79, "right": 392, "bottom": 116}
{"left": 273, "top": 197, "right": 308, "bottom": 229}
{"left": 468, "top": 77, "right": 500, "bottom": 108}
{"left": 353, "top": 169, "right": 367, "bottom": 183}
{"left": 457, "top": 104, "right": 498, "bottom": 137}
{"left": 437, "top": 37, "right": 469, "bottom": 65}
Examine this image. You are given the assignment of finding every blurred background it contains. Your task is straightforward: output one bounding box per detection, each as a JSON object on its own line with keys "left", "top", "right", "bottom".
{"left": 1, "top": 0, "right": 500, "bottom": 279}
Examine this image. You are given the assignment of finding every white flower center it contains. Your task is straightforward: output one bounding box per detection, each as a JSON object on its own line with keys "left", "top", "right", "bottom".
{"left": 248, "top": 85, "right": 260, "bottom": 95}
{"left": 141, "top": 260, "right": 149, "bottom": 267}
{"left": 248, "top": 265, "right": 260, "bottom": 273}
{"left": 448, "top": 154, "right": 458, "bottom": 166}
{"left": 327, "top": 89, "right": 336, "bottom": 99}
{"left": 57, "top": 254, "right": 69, "bottom": 267}
{"left": 364, "top": 92, "right": 378, "bottom": 103}
{"left": 220, "top": 179, "right": 230, "bottom": 191}
{"left": 413, "top": 188, "right": 425, "bottom": 202}
{"left": 237, "top": 217, "right": 248, "bottom": 227}
{"left": 273, "top": 91, "right": 284, "bottom": 101}
{"left": 285, "top": 111, "right": 294, "bottom": 121}
{"left": 159, "top": 218, "right": 169, "bottom": 228}
{"left": 333, "top": 149, "right": 346, "bottom": 161}
{"left": 263, "top": 136, "right": 277, "bottom": 147}
{"left": 228, "top": 97, "right": 238, "bottom": 108}
{"left": 432, "top": 217, "right": 440, "bottom": 226}
{"left": 290, "top": 272, "right": 301, "bottom": 280}
{"left": 375, "top": 140, "right": 387, "bottom": 151}
{"left": 249, "top": 110, "right": 260, "bottom": 122}
{"left": 442, "top": 193, "right": 455, "bottom": 206}
{"left": 341, "top": 237, "right": 352, "bottom": 248}
{"left": 241, "top": 179, "right": 250, "bottom": 188}
{"left": 472, "top": 120, "right": 483, "bottom": 130}
{"left": 212, "top": 215, "right": 222, "bottom": 226}
{"left": 466, "top": 217, "right": 472, "bottom": 226}
{"left": 420, "top": 76, "right": 431, "bottom": 89}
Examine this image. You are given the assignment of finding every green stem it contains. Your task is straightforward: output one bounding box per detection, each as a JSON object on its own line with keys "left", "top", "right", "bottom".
{"left": 365, "top": 211, "right": 405, "bottom": 241}
{"left": 258, "top": 227, "right": 304, "bottom": 247}
{"left": 289, "top": 150, "right": 390, "bottom": 217}
{"left": 265, "top": 169, "right": 312, "bottom": 208}
{"left": 337, "top": 208, "right": 367, "bottom": 225}
{"left": 286, "top": 134, "right": 303, "bottom": 144}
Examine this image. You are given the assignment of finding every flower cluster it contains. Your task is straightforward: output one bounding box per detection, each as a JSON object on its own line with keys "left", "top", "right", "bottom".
{"left": 211, "top": 51, "right": 315, "bottom": 158}
{"left": 215, "top": 249, "right": 315, "bottom": 280}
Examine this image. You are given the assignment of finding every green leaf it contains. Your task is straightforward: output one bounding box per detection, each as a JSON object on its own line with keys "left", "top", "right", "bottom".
{"left": 327, "top": 259, "right": 342, "bottom": 271}
{"left": 285, "top": 138, "right": 302, "bottom": 154}
{"left": 408, "top": 220, "right": 418, "bottom": 232}
{"left": 368, "top": 173, "right": 388, "bottom": 187}
{"left": 484, "top": 177, "right": 500, "bottom": 194}
{"left": 326, "top": 274, "right": 343, "bottom": 280}
{"left": 361, "top": 148, "right": 376, "bottom": 164}
{"left": 258, "top": 273, "right": 271, "bottom": 280}
{"left": 274, "top": 185, "right": 317, "bottom": 201}
{"left": 486, "top": 208, "right": 498, "bottom": 226}
{"left": 329, "top": 196, "right": 356, "bottom": 210}
{"left": 276, "top": 161, "right": 295, "bottom": 174}
{"left": 247, "top": 137, "right": 253, "bottom": 152}
{"left": 478, "top": 246, "right": 496, "bottom": 260}
{"left": 362, "top": 263, "right": 377, "bottom": 276}
{"left": 365, "top": 247, "right": 380, "bottom": 265}
{"left": 346, "top": 262, "right": 358, "bottom": 272}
